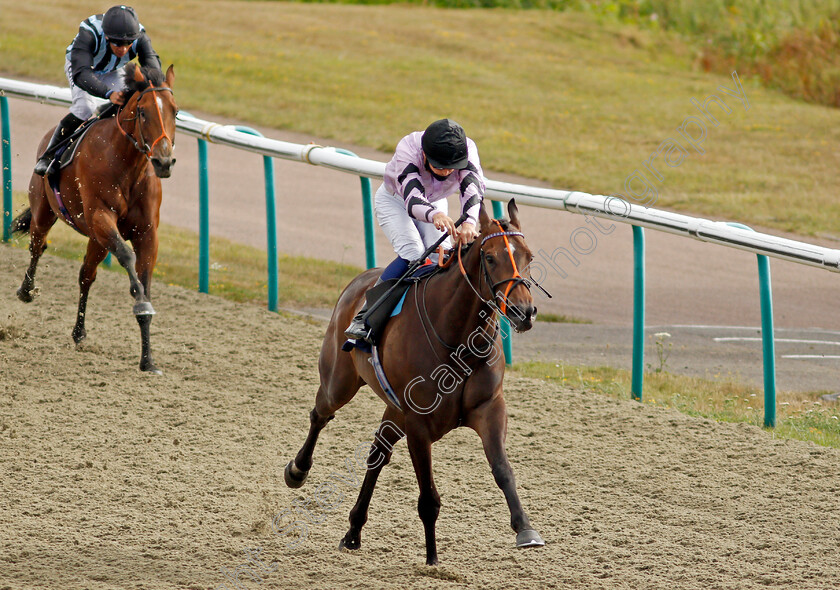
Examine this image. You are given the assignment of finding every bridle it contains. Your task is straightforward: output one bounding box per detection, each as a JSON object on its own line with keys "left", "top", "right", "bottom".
{"left": 116, "top": 84, "right": 175, "bottom": 158}
{"left": 457, "top": 220, "right": 530, "bottom": 317}
{"left": 416, "top": 218, "right": 549, "bottom": 362}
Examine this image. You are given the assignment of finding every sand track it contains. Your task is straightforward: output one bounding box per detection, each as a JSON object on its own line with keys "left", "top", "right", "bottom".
{"left": 2, "top": 245, "right": 839, "bottom": 589}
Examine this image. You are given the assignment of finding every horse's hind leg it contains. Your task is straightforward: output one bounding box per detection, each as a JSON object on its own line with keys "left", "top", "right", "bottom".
{"left": 17, "top": 179, "right": 57, "bottom": 302}
{"left": 339, "top": 408, "right": 405, "bottom": 551}
{"left": 72, "top": 238, "right": 109, "bottom": 344}
{"left": 406, "top": 424, "right": 442, "bottom": 565}
{"left": 285, "top": 339, "right": 364, "bottom": 488}
{"left": 471, "top": 396, "right": 544, "bottom": 549}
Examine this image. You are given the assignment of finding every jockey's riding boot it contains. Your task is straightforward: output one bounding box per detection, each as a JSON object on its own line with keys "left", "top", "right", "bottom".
{"left": 344, "top": 306, "right": 372, "bottom": 342}
{"left": 34, "top": 113, "right": 84, "bottom": 176}
{"left": 344, "top": 257, "right": 411, "bottom": 342}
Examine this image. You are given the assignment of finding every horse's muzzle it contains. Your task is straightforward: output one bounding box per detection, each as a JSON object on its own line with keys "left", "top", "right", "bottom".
{"left": 507, "top": 304, "right": 537, "bottom": 333}
{"left": 151, "top": 157, "right": 175, "bottom": 178}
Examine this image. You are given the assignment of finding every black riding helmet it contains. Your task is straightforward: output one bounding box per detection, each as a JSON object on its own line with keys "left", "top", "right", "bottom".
{"left": 102, "top": 5, "right": 141, "bottom": 42}
{"left": 422, "top": 119, "right": 470, "bottom": 170}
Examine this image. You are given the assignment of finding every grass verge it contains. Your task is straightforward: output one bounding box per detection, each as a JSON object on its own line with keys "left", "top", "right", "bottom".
{"left": 512, "top": 361, "right": 840, "bottom": 448}
{"left": 5, "top": 192, "right": 362, "bottom": 310}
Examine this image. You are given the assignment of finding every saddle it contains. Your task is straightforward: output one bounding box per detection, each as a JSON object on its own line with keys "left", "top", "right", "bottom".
{"left": 341, "top": 260, "right": 441, "bottom": 355}
{"left": 49, "top": 103, "right": 119, "bottom": 174}
{"left": 364, "top": 261, "right": 439, "bottom": 345}
{"left": 46, "top": 104, "right": 120, "bottom": 232}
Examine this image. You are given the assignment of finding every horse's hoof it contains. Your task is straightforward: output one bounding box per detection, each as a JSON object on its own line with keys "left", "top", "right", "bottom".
{"left": 72, "top": 328, "right": 86, "bottom": 344}
{"left": 284, "top": 460, "right": 309, "bottom": 488}
{"left": 16, "top": 287, "right": 34, "bottom": 303}
{"left": 338, "top": 534, "right": 360, "bottom": 551}
{"left": 516, "top": 529, "right": 545, "bottom": 548}
{"left": 142, "top": 366, "right": 163, "bottom": 376}
{"left": 133, "top": 301, "right": 156, "bottom": 316}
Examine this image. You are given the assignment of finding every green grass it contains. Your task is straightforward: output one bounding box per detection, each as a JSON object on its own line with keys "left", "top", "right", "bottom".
{"left": 2, "top": 1, "right": 840, "bottom": 238}
{"left": 535, "top": 312, "right": 592, "bottom": 324}
{"left": 512, "top": 361, "right": 840, "bottom": 448}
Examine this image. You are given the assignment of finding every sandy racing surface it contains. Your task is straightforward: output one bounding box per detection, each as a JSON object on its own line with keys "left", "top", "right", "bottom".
{"left": 3, "top": 245, "right": 840, "bottom": 589}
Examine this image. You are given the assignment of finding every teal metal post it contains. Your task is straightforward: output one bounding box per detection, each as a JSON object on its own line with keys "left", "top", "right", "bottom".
{"left": 234, "top": 126, "right": 278, "bottom": 312}
{"left": 334, "top": 148, "right": 376, "bottom": 269}
{"left": 198, "top": 138, "right": 210, "bottom": 294}
{"left": 491, "top": 199, "right": 513, "bottom": 365}
{"left": 1, "top": 96, "right": 11, "bottom": 242}
{"left": 631, "top": 225, "right": 645, "bottom": 401}
{"left": 728, "top": 222, "right": 776, "bottom": 427}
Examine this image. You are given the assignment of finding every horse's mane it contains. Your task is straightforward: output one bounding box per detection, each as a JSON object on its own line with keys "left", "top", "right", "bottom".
{"left": 122, "top": 63, "right": 166, "bottom": 98}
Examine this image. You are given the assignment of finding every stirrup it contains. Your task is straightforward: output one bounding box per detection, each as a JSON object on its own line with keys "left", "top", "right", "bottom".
{"left": 33, "top": 156, "right": 53, "bottom": 177}
{"left": 344, "top": 315, "right": 371, "bottom": 342}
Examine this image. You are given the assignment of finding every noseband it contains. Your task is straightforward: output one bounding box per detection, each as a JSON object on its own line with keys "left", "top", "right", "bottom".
{"left": 116, "top": 84, "right": 175, "bottom": 158}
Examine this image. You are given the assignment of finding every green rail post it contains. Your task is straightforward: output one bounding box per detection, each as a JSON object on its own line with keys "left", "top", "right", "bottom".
{"left": 334, "top": 148, "right": 376, "bottom": 269}
{"left": 234, "top": 126, "right": 278, "bottom": 312}
{"left": 197, "top": 138, "right": 210, "bottom": 294}
{"left": 491, "top": 199, "right": 513, "bottom": 365}
{"left": 728, "top": 222, "right": 776, "bottom": 428}
{"left": 631, "top": 225, "right": 645, "bottom": 401}
{"left": 2, "top": 96, "right": 11, "bottom": 242}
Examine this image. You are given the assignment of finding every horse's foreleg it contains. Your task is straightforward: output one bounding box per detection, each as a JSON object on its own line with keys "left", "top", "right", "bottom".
{"left": 131, "top": 228, "right": 160, "bottom": 375}
{"left": 72, "top": 239, "right": 109, "bottom": 344}
{"left": 90, "top": 212, "right": 159, "bottom": 374}
{"left": 339, "top": 409, "right": 405, "bottom": 551}
{"left": 406, "top": 424, "right": 441, "bottom": 565}
{"left": 473, "top": 397, "right": 544, "bottom": 549}
{"left": 89, "top": 210, "right": 149, "bottom": 311}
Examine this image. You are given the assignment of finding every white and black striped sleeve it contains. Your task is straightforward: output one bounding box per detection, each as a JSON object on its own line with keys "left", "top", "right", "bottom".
{"left": 459, "top": 162, "right": 484, "bottom": 225}
{"left": 397, "top": 163, "right": 436, "bottom": 222}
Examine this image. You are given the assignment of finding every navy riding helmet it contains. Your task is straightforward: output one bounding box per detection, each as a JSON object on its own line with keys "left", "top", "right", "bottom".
{"left": 422, "top": 119, "right": 470, "bottom": 170}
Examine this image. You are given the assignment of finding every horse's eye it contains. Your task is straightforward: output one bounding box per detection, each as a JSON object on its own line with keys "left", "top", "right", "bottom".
{"left": 138, "top": 109, "right": 146, "bottom": 120}
{"left": 484, "top": 254, "right": 495, "bottom": 266}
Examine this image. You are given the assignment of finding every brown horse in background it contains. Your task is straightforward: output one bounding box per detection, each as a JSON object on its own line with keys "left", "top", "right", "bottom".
{"left": 12, "top": 63, "right": 176, "bottom": 374}
{"left": 285, "top": 200, "right": 545, "bottom": 565}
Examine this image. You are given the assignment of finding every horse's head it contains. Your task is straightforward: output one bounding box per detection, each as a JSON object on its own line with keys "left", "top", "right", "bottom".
{"left": 475, "top": 199, "right": 537, "bottom": 332}
{"left": 123, "top": 63, "right": 178, "bottom": 178}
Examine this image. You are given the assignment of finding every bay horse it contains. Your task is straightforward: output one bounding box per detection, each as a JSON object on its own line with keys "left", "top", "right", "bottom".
{"left": 285, "top": 200, "right": 545, "bottom": 565}
{"left": 12, "top": 63, "right": 176, "bottom": 374}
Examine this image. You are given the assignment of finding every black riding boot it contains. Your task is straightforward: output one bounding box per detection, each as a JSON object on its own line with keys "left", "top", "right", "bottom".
{"left": 33, "top": 113, "right": 84, "bottom": 176}
{"left": 344, "top": 277, "right": 383, "bottom": 342}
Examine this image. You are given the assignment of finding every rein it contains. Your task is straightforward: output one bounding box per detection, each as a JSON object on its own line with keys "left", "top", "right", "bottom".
{"left": 116, "top": 85, "right": 174, "bottom": 158}
{"left": 412, "top": 220, "right": 525, "bottom": 362}
{"left": 457, "top": 220, "right": 528, "bottom": 316}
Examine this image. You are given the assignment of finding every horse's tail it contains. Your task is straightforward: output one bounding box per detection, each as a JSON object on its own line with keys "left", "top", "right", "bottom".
{"left": 11, "top": 208, "right": 32, "bottom": 235}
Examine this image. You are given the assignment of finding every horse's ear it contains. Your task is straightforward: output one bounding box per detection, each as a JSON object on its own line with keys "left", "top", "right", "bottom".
{"left": 165, "top": 64, "right": 175, "bottom": 88}
{"left": 478, "top": 201, "right": 492, "bottom": 233}
{"left": 133, "top": 63, "right": 145, "bottom": 83}
{"left": 507, "top": 198, "right": 521, "bottom": 230}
